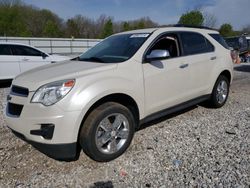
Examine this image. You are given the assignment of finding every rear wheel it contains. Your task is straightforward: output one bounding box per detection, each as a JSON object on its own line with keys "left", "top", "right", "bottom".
{"left": 79, "top": 102, "right": 135, "bottom": 162}
{"left": 209, "top": 75, "right": 229, "bottom": 108}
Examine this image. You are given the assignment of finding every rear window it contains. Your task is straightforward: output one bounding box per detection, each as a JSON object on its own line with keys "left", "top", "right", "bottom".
{"left": 209, "top": 34, "right": 230, "bottom": 49}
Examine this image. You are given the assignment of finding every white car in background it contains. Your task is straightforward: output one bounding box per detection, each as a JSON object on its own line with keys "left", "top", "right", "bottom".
{"left": 0, "top": 42, "right": 71, "bottom": 80}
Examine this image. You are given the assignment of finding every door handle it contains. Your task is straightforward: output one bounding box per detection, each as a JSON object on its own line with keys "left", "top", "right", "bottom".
{"left": 22, "top": 58, "right": 29, "bottom": 61}
{"left": 210, "top": 56, "right": 217, "bottom": 60}
{"left": 180, "top": 64, "right": 189, "bottom": 68}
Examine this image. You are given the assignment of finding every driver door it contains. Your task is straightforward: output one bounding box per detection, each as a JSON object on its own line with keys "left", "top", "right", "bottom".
{"left": 142, "top": 33, "right": 191, "bottom": 116}
{"left": 11, "top": 45, "right": 51, "bottom": 73}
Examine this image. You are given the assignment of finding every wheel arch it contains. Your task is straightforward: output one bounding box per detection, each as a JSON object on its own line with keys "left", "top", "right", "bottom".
{"left": 76, "top": 93, "right": 140, "bottom": 142}
{"left": 219, "top": 70, "right": 232, "bottom": 83}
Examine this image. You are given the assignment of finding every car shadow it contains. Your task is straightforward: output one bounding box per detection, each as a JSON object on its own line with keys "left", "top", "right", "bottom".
{"left": 138, "top": 105, "right": 198, "bottom": 131}
{"left": 91, "top": 181, "right": 114, "bottom": 188}
{"left": 0, "top": 80, "right": 12, "bottom": 88}
{"left": 234, "top": 65, "right": 250, "bottom": 73}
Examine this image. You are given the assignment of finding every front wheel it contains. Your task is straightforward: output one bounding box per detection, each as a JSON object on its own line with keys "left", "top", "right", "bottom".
{"left": 209, "top": 75, "right": 230, "bottom": 108}
{"left": 79, "top": 102, "right": 135, "bottom": 162}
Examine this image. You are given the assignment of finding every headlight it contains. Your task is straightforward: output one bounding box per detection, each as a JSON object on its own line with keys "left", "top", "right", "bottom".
{"left": 31, "top": 79, "right": 75, "bottom": 106}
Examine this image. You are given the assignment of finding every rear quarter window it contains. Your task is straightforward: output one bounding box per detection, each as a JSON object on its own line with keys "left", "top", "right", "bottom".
{"left": 210, "top": 34, "right": 230, "bottom": 49}
{"left": 180, "top": 32, "right": 214, "bottom": 56}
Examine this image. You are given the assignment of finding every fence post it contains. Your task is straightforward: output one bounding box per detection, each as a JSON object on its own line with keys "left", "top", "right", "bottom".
{"left": 50, "top": 40, "right": 53, "bottom": 54}
{"left": 70, "top": 38, "right": 73, "bottom": 54}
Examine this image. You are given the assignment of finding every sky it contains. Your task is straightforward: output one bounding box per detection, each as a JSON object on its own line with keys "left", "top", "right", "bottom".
{"left": 23, "top": 0, "right": 250, "bottom": 30}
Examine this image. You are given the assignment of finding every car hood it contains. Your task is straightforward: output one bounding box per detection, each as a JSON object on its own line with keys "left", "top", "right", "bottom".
{"left": 13, "top": 60, "right": 117, "bottom": 91}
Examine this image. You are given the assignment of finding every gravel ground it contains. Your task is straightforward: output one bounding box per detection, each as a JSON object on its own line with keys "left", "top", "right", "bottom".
{"left": 0, "top": 64, "right": 250, "bottom": 187}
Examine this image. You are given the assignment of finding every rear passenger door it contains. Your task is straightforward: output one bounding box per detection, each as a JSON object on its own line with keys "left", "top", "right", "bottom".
{"left": 179, "top": 32, "right": 216, "bottom": 97}
{"left": 0, "top": 44, "right": 20, "bottom": 79}
{"left": 11, "top": 45, "right": 51, "bottom": 73}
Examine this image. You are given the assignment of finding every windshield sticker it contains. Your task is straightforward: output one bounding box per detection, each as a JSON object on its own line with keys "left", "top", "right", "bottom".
{"left": 130, "top": 34, "right": 149, "bottom": 38}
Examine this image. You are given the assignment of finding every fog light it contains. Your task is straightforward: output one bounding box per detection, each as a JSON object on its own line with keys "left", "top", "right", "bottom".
{"left": 30, "top": 124, "right": 55, "bottom": 140}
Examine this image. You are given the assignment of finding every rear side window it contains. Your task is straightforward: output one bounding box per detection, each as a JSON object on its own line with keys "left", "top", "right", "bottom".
{"left": 11, "top": 45, "right": 42, "bottom": 56}
{"left": 209, "top": 34, "right": 230, "bottom": 49}
{"left": 0, "top": 44, "right": 12, "bottom": 55}
{"left": 180, "top": 32, "right": 214, "bottom": 56}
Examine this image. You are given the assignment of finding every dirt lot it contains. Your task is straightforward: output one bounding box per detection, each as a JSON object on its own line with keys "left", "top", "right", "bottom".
{"left": 0, "top": 64, "right": 249, "bottom": 187}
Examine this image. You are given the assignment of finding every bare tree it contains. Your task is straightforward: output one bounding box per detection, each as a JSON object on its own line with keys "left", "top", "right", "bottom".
{"left": 0, "top": 0, "right": 22, "bottom": 7}
{"left": 241, "top": 25, "right": 250, "bottom": 35}
{"left": 203, "top": 12, "right": 217, "bottom": 28}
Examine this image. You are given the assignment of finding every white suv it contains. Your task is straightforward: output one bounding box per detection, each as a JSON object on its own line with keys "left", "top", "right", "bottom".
{"left": 5, "top": 27, "right": 233, "bottom": 162}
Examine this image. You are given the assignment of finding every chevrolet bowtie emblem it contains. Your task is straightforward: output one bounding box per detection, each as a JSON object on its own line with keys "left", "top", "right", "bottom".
{"left": 7, "top": 95, "right": 12, "bottom": 101}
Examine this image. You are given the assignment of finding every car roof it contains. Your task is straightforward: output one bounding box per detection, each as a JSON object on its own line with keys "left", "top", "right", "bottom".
{"left": 0, "top": 42, "right": 33, "bottom": 47}
{"left": 118, "top": 26, "right": 219, "bottom": 35}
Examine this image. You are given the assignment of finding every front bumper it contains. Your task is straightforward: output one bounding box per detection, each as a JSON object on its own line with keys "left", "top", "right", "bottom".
{"left": 5, "top": 85, "right": 83, "bottom": 160}
{"left": 11, "top": 129, "right": 78, "bottom": 160}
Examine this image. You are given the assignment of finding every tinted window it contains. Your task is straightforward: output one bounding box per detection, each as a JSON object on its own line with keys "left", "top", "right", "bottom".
{"left": 11, "top": 45, "right": 42, "bottom": 56}
{"left": 225, "top": 38, "right": 238, "bottom": 49}
{"left": 180, "top": 32, "right": 214, "bottom": 55}
{"left": 209, "top": 34, "right": 230, "bottom": 49}
{"left": 0, "top": 44, "right": 12, "bottom": 55}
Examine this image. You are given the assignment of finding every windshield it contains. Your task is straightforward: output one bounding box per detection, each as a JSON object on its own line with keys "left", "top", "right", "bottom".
{"left": 79, "top": 33, "right": 150, "bottom": 63}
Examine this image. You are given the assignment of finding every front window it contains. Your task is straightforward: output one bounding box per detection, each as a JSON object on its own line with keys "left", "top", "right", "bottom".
{"left": 147, "top": 34, "right": 180, "bottom": 58}
{"left": 0, "top": 44, "right": 12, "bottom": 55}
{"left": 79, "top": 33, "right": 150, "bottom": 63}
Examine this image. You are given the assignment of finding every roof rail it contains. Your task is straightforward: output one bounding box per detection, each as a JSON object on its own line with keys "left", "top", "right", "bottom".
{"left": 173, "top": 24, "right": 217, "bottom": 31}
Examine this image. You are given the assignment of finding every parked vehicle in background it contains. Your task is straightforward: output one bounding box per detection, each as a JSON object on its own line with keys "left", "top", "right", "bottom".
{"left": 245, "top": 36, "right": 250, "bottom": 62}
{"left": 247, "top": 36, "right": 250, "bottom": 47}
{"left": 225, "top": 36, "right": 249, "bottom": 63}
{"left": 0, "top": 43, "right": 71, "bottom": 80}
{"left": 6, "top": 26, "right": 233, "bottom": 162}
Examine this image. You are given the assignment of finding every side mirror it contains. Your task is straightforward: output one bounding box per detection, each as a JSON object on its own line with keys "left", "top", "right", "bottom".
{"left": 42, "top": 52, "right": 48, "bottom": 59}
{"left": 145, "top": 49, "right": 170, "bottom": 62}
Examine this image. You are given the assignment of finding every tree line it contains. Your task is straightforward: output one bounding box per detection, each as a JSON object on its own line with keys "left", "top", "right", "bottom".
{"left": 178, "top": 10, "right": 250, "bottom": 37}
{"left": 0, "top": 0, "right": 249, "bottom": 39}
{"left": 0, "top": 0, "right": 157, "bottom": 38}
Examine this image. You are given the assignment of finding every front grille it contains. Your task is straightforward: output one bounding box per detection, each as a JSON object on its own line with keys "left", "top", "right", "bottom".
{"left": 7, "top": 103, "right": 23, "bottom": 117}
{"left": 11, "top": 85, "right": 29, "bottom": 97}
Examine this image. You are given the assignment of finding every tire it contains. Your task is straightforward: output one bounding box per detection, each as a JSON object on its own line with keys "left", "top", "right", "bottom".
{"left": 209, "top": 75, "right": 230, "bottom": 108}
{"left": 79, "top": 102, "right": 136, "bottom": 162}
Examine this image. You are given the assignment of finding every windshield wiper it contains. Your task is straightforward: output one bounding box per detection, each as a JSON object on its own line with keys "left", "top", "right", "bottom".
{"left": 80, "top": 57, "right": 105, "bottom": 63}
